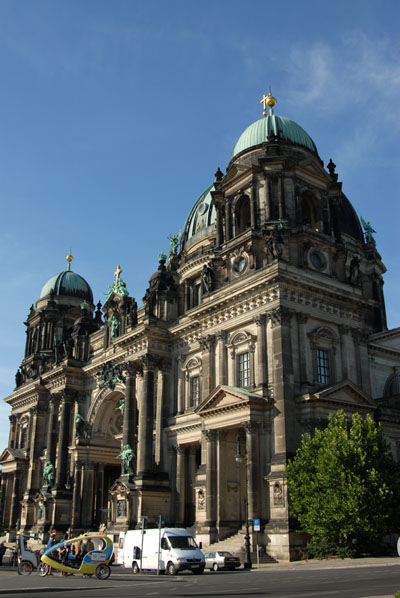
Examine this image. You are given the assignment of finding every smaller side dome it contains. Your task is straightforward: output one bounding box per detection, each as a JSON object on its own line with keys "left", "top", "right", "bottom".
{"left": 231, "top": 115, "right": 318, "bottom": 159}
{"left": 180, "top": 184, "right": 217, "bottom": 251}
{"left": 40, "top": 270, "right": 93, "bottom": 303}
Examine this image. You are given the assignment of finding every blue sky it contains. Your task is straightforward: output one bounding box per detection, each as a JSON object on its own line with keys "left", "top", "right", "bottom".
{"left": 1, "top": 0, "right": 400, "bottom": 451}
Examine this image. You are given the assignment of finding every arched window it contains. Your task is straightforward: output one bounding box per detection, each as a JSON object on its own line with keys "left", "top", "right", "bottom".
{"left": 385, "top": 373, "right": 400, "bottom": 397}
{"left": 301, "top": 193, "right": 316, "bottom": 228}
{"left": 236, "top": 196, "right": 251, "bottom": 235}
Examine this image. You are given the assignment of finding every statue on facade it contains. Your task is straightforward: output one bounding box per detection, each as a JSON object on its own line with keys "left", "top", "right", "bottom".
{"left": 168, "top": 233, "right": 180, "bottom": 256}
{"left": 117, "top": 444, "right": 136, "bottom": 476}
{"left": 361, "top": 217, "right": 376, "bottom": 245}
{"left": 106, "top": 314, "right": 120, "bottom": 339}
{"left": 43, "top": 461, "right": 55, "bottom": 488}
{"left": 15, "top": 369, "right": 22, "bottom": 388}
{"left": 201, "top": 264, "right": 214, "bottom": 294}
{"left": 75, "top": 413, "right": 85, "bottom": 438}
{"left": 116, "top": 398, "right": 125, "bottom": 416}
{"left": 266, "top": 225, "right": 283, "bottom": 259}
{"left": 349, "top": 252, "right": 361, "bottom": 286}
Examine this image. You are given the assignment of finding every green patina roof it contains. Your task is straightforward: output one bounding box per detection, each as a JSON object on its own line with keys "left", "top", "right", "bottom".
{"left": 180, "top": 183, "right": 217, "bottom": 250}
{"left": 39, "top": 270, "right": 93, "bottom": 302}
{"left": 231, "top": 114, "right": 318, "bottom": 159}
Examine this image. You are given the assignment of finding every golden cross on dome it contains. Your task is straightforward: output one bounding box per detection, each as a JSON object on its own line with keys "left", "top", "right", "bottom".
{"left": 260, "top": 90, "right": 277, "bottom": 116}
{"left": 66, "top": 252, "right": 74, "bottom": 271}
{"left": 114, "top": 264, "right": 122, "bottom": 280}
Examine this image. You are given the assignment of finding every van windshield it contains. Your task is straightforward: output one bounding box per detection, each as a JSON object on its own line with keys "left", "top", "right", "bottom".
{"left": 167, "top": 535, "right": 197, "bottom": 550}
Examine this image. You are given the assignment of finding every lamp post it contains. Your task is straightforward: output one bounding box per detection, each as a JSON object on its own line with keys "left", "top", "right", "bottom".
{"left": 235, "top": 433, "right": 252, "bottom": 569}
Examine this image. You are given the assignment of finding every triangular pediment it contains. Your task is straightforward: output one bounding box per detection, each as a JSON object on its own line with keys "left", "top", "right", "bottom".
{"left": 0, "top": 447, "right": 27, "bottom": 464}
{"left": 298, "top": 380, "right": 375, "bottom": 409}
{"left": 109, "top": 477, "right": 136, "bottom": 494}
{"left": 195, "top": 385, "right": 269, "bottom": 416}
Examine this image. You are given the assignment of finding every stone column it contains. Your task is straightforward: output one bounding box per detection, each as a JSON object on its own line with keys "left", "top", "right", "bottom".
{"left": 46, "top": 395, "right": 59, "bottom": 466}
{"left": 54, "top": 390, "right": 73, "bottom": 491}
{"left": 296, "top": 313, "right": 308, "bottom": 389}
{"left": 175, "top": 446, "right": 185, "bottom": 526}
{"left": 225, "top": 198, "right": 232, "bottom": 241}
{"left": 71, "top": 460, "right": 83, "bottom": 530}
{"left": 244, "top": 422, "right": 259, "bottom": 522}
{"left": 168, "top": 446, "right": 178, "bottom": 525}
{"left": 10, "top": 474, "right": 20, "bottom": 529}
{"left": 278, "top": 174, "right": 285, "bottom": 220}
{"left": 216, "top": 430, "right": 227, "bottom": 528}
{"left": 250, "top": 179, "right": 257, "bottom": 229}
{"left": 80, "top": 463, "right": 95, "bottom": 528}
{"left": 8, "top": 415, "right": 16, "bottom": 449}
{"left": 339, "top": 325, "right": 349, "bottom": 380}
{"left": 352, "top": 328, "right": 363, "bottom": 385}
{"left": 264, "top": 173, "right": 271, "bottom": 222}
{"left": 137, "top": 355, "right": 156, "bottom": 475}
{"left": 203, "top": 429, "right": 217, "bottom": 530}
{"left": 155, "top": 363, "right": 170, "bottom": 466}
{"left": 200, "top": 335, "right": 216, "bottom": 401}
{"left": 177, "top": 356, "right": 184, "bottom": 415}
{"left": 26, "top": 404, "right": 46, "bottom": 493}
{"left": 216, "top": 330, "right": 227, "bottom": 386}
{"left": 266, "top": 307, "right": 296, "bottom": 460}
{"left": 123, "top": 362, "right": 138, "bottom": 449}
{"left": 253, "top": 315, "right": 267, "bottom": 390}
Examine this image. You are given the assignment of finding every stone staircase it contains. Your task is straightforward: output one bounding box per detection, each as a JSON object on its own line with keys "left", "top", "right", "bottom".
{"left": 200, "top": 529, "right": 277, "bottom": 564}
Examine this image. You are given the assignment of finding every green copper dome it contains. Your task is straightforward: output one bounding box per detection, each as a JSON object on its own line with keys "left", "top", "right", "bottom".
{"left": 231, "top": 114, "right": 318, "bottom": 159}
{"left": 180, "top": 184, "right": 217, "bottom": 250}
{"left": 39, "top": 270, "right": 93, "bottom": 302}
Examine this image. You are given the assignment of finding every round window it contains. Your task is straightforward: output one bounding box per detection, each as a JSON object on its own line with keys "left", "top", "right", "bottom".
{"left": 310, "top": 252, "right": 325, "bottom": 270}
{"left": 233, "top": 256, "right": 247, "bottom": 274}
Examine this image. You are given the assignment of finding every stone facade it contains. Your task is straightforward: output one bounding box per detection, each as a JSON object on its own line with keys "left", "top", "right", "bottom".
{"left": 2, "top": 97, "right": 400, "bottom": 561}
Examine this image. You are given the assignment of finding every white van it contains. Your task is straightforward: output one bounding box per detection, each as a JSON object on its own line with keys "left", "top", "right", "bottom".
{"left": 122, "top": 527, "right": 205, "bottom": 575}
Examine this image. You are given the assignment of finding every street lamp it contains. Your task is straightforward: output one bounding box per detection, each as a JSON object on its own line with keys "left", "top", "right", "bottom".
{"left": 234, "top": 433, "right": 252, "bottom": 570}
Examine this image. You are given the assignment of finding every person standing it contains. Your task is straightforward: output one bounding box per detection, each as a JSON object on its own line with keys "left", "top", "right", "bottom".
{"left": 0, "top": 542, "right": 7, "bottom": 566}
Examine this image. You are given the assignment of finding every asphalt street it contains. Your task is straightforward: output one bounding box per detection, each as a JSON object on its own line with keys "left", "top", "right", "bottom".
{"left": 0, "top": 558, "right": 399, "bottom": 597}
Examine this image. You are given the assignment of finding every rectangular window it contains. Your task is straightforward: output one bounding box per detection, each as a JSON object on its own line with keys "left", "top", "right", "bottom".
{"left": 317, "top": 349, "right": 330, "bottom": 384}
{"left": 190, "top": 376, "right": 200, "bottom": 406}
{"left": 238, "top": 352, "right": 250, "bottom": 387}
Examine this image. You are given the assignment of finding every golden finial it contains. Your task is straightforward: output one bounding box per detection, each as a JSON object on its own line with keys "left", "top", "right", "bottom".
{"left": 114, "top": 264, "right": 122, "bottom": 281}
{"left": 260, "top": 90, "right": 277, "bottom": 116}
{"left": 66, "top": 252, "right": 73, "bottom": 271}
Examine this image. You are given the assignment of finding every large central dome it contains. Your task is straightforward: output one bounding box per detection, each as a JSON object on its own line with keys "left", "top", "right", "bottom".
{"left": 40, "top": 270, "right": 93, "bottom": 302}
{"left": 231, "top": 114, "right": 318, "bottom": 159}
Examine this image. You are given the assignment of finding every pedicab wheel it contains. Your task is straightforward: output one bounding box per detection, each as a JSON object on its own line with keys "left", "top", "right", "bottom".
{"left": 38, "top": 562, "right": 49, "bottom": 576}
{"left": 18, "top": 560, "right": 33, "bottom": 575}
{"left": 95, "top": 564, "right": 111, "bottom": 580}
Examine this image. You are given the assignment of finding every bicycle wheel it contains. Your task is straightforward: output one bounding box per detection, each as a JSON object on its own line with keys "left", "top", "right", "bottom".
{"left": 38, "top": 562, "right": 49, "bottom": 576}
{"left": 18, "top": 560, "right": 33, "bottom": 575}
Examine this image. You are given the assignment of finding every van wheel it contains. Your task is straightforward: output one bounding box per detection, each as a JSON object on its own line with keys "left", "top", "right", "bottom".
{"left": 167, "top": 562, "right": 176, "bottom": 575}
{"left": 132, "top": 562, "right": 140, "bottom": 574}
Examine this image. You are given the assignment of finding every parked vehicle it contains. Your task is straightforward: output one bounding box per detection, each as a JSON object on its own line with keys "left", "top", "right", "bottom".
{"left": 204, "top": 551, "right": 241, "bottom": 571}
{"left": 122, "top": 527, "right": 205, "bottom": 575}
{"left": 41, "top": 533, "right": 113, "bottom": 579}
{"left": 16, "top": 531, "right": 47, "bottom": 576}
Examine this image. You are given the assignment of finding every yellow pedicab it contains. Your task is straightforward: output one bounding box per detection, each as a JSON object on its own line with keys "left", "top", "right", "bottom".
{"left": 41, "top": 533, "right": 113, "bottom": 579}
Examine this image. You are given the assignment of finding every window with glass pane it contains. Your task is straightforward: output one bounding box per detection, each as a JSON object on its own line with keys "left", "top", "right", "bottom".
{"left": 317, "top": 349, "right": 329, "bottom": 384}
{"left": 190, "top": 376, "right": 200, "bottom": 406}
{"left": 238, "top": 352, "right": 250, "bottom": 387}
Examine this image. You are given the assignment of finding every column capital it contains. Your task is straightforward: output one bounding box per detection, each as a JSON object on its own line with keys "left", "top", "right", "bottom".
{"left": 243, "top": 421, "right": 259, "bottom": 435}
{"left": 199, "top": 335, "right": 216, "bottom": 352}
{"left": 252, "top": 314, "right": 266, "bottom": 327}
{"left": 295, "top": 312, "right": 308, "bottom": 324}
{"left": 124, "top": 361, "right": 139, "bottom": 377}
{"left": 202, "top": 429, "right": 217, "bottom": 442}
{"left": 140, "top": 354, "right": 160, "bottom": 371}
{"left": 266, "top": 306, "right": 292, "bottom": 328}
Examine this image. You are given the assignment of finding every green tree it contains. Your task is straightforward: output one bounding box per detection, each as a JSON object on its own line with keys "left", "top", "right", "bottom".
{"left": 286, "top": 410, "right": 400, "bottom": 557}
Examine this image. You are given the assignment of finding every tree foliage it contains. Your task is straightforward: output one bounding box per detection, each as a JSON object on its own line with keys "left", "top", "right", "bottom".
{"left": 286, "top": 410, "right": 400, "bottom": 557}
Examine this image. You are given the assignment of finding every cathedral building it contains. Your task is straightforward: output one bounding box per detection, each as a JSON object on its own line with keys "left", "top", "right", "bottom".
{"left": 2, "top": 93, "right": 400, "bottom": 560}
